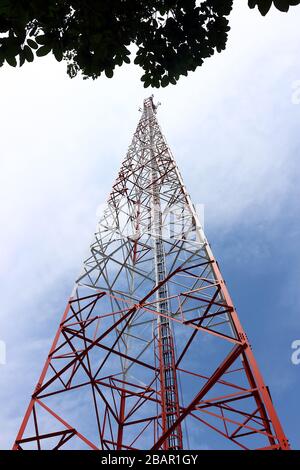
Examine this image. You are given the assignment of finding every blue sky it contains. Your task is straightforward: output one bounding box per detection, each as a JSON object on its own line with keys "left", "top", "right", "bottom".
{"left": 0, "top": 2, "right": 299, "bottom": 448}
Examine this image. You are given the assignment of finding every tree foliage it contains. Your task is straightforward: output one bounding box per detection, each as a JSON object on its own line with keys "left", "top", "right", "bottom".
{"left": 0, "top": 0, "right": 299, "bottom": 87}
{"left": 249, "top": 0, "right": 300, "bottom": 15}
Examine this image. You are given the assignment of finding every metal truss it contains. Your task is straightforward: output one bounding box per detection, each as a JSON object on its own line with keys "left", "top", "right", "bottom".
{"left": 13, "top": 97, "right": 289, "bottom": 450}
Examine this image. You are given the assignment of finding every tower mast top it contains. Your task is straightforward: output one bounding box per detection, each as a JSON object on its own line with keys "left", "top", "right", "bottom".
{"left": 143, "top": 95, "right": 160, "bottom": 114}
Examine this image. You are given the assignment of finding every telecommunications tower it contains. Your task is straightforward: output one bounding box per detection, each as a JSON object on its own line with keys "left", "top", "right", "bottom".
{"left": 13, "top": 97, "right": 289, "bottom": 450}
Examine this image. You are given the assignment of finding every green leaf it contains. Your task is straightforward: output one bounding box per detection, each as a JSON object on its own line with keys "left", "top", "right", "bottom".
{"left": 19, "top": 51, "right": 26, "bottom": 67}
{"left": 134, "top": 56, "right": 142, "bottom": 65}
{"left": 6, "top": 56, "right": 17, "bottom": 67}
{"left": 24, "top": 45, "right": 34, "bottom": 62}
{"left": 248, "top": 0, "right": 272, "bottom": 15}
{"left": 122, "top": 46, "right": 130, "bottom": 56}
{"left": 105, "top": 68, "right": 113, "bottom": 78}
{"left": 161, "top": 75, "right": 169, "bottom": 87}
{"left": 27, "top": 38, "right": 38, "bottom": 49}
{"left": 273, "top": 0, "right": 300, "bottom": 11}
{"left": 115, "top": 56, "right": 123, "bottom": 66}
{"left": 36, "top": 45, "right": 52, "bottom": 57}
{"left": 53, "top": 44, "right": 63, "bottom": 62}
{"left": 35, "top": 35, "right": 47, "bottom": 45}
{"left": 123, "top": 56, "right": 130, "bottom": 64}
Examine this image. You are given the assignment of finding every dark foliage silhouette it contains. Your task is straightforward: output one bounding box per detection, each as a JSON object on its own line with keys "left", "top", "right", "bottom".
{"left": 0, "top": 0, "right": 299, "bottom": 87}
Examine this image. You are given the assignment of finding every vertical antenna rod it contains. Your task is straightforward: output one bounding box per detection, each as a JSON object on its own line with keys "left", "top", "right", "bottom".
{"left": 145, "top": 97, "right": 183, "bottom": 449}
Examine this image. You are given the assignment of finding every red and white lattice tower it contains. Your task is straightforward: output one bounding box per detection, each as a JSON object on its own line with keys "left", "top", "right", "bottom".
{"left": 13, "top": 97, "right": 289, "bottom": 450}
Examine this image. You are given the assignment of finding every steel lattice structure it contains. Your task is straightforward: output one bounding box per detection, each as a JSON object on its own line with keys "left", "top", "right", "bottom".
{"left": 13, "top": 97, "right": 289, "bottom": 450}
